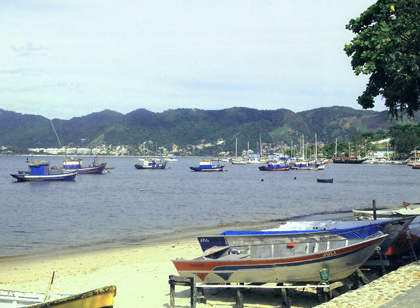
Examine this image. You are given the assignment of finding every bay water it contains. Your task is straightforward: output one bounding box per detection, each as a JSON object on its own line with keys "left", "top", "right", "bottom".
{"left": 1, "top": 155, "right": 418, "bottom": 258}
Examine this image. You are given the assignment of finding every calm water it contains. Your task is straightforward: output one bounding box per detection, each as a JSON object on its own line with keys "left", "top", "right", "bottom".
{"left": 1, "top": 155, "right": 419, "bottom": 258}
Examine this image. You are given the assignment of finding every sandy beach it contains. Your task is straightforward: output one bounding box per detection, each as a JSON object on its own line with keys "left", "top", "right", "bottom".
{"left": 0, "top": 237, "right": 322, "bottom": 308}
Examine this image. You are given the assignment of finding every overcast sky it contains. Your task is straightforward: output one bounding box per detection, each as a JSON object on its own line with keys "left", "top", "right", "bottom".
{"left": 1, "top": 0, "right": 381, "bottom": 120}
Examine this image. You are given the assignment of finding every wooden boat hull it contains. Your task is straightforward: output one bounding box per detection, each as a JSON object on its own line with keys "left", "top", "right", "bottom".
{"left": 27, "top": 286, "right": 116, "bottom": 308}
{"left": 10, "top": 172, "right": 78, "bottom": 182}
{"left": 317, "top": 178, "right": 333, "bottom": 183}
{"left": 173, "top": 234, "right": 387, "bottom": 284}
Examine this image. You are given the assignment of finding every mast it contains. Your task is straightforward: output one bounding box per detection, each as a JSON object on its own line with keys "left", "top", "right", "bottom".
{"left": 50, "top": 118, "right": 67, "bottom": 166}
{"left": 315, "top": 133, "right": 317, "bottom": 161}
{"left": 302, "top": 135, "right": 305, "bottom": 160}
{"left": 235, "top": 137, "right": 238, "bottom": 159}
{"left": 335, "top": 138, "right": 337, "bottom": 158}
{"left": 291, "top": 139, "right": 293, "bottom": 159}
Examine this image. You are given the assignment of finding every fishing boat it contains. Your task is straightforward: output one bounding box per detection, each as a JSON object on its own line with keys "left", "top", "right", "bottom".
{"left": 135, "top": 158, "right": 167, "bottom": 169}
{"left": 172, "top": 233, "right": 387, "bottom": 284}
{"left": 317, "top": 178, "right": 333, "bottom": 183}
{"left": 190, "top": 160, "right": 225, "bottom": 172}
{"left": 258, "top": 161, "right": 290, "bottom": 171}
{"left": 197, "top": 216, "right": 414, "bottom": 253}
{"left": 10, "top": 161, "right": 78, "bottom": 182}
{"left": 63, "top": 157, "right": 107, "bottom": 174}
{"left": 23, "top": 286, "right": 116, "bottom": 308}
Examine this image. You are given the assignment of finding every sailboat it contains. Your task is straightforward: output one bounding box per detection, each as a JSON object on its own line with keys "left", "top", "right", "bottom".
{"left": 231, "top": 137, "right": 247, "bottom": 165}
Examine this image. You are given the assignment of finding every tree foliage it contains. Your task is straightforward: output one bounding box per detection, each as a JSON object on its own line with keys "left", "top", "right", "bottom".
{"left": 344, "top": 0, "right": 420, "bottom": 117}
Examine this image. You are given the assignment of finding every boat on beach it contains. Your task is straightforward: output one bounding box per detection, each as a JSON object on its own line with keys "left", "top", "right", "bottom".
{"left": 352, "top": 202, "right": 420, "bottom": 217}
{"left": 351, "top": 202, "right": 420, "bottom": 256}
{"left": 197, "top": 216, "right": 414, "bottom": 253}
{"left": 190, "top": 160, "right": 225, "bottom": 172}
{"left": 10, "top": 161, "right": 78, "bottom": 182}
{"left": 63, "top": 157, "right": 107, "bottom": 174}
{"left": 135, "top": 158, "right": 167, "bottom": 169}
{"left": 24, "top": 286, "right": 116, "bottom": 308}
{"left": 172, "top": 233, "right": 388, "bottom": 284}
{"left": 0, "top": 288, "right": 68, "bottom": 308}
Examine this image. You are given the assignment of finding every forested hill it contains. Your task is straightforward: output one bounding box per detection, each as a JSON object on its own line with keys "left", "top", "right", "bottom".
{"left": 0, "top": 106, "right": 417, "bottom": 152}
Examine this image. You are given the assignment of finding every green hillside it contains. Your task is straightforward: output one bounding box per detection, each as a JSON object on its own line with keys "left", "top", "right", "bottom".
{"left": 0, "top": 106, "right": 418, "bottom": 154}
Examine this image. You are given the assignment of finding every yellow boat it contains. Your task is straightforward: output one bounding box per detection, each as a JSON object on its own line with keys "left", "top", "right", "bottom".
{"left": 27, "top": 285, "right": 116, "bottom": 308}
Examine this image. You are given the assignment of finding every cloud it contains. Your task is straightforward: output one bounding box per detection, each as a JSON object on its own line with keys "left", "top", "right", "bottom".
{"left": 0, "top": 0, "right": 383, "bottom": 120}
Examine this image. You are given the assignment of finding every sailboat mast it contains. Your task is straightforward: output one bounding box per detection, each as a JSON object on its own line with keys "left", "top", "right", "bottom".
{"left": 335, "top": 138, "right": 337, "bottom": 157}
{"left": 235, "top": 137, "right": 238, "bottom": 159}
{"left": 302, "top": 135, "right": 305, "bottom": 160}
{"left": 50, "top": 118, "right": 67, "bottom": 163}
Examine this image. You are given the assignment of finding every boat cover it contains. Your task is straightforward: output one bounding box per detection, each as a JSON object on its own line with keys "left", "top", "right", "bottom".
{"left": 221, "top": 221, "right": 389, "bottom": 240}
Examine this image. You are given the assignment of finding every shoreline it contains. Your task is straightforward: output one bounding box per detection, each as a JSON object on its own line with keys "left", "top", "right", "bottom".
{"left": 0, "top": 236, "right": 324, "bottom": 308}
{"left": 2, "top": 234, "right": 420, "bottom": 308}
{"left": 0, "top": 210, "right": 357, "bottom": 260}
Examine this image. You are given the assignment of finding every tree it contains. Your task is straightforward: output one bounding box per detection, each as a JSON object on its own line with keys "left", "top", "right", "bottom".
{"left": 344, "top": 0, "right": 420, "bottom": 117}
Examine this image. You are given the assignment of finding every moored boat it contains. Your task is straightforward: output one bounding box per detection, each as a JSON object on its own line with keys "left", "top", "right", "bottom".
{"left": 258, "top": 161, "right": 290, "bottom": 171}
{"left": 317, "top": 178, "right": 333, "bottom": 183}
{"left": 333, "top": 156, "right": 367, "bottom": 164}
{"left": 172, "top": 233, "right": 387, "bottom": 284}
{"left": 231, "top": 158, "right": 248, "bottom": 165}
{"left": 63, "top": 157, "right": 107, "bottom": 174}
{"left": 291, "top": 160, "right": 324, "bottom": 170}
{"left": 246, "top": 153, "right": 268, "bottom": 164}
{"left": 10, "top": 161, "right": 77, "bottom": 182}
{"left": 190, "top": 160, "right": 225, "bottom": 172}
{"left": 135, "top": 158, "right": 167, "bottom": 169}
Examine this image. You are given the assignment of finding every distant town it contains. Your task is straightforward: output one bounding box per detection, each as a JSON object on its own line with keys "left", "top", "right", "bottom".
{"left": 1, "top": 138, "right": 395, "bottom": 161}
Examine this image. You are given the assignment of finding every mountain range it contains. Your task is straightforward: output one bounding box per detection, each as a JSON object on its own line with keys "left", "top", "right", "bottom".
{"left": 0, "top": 106, "right": 417, "bottom": 153}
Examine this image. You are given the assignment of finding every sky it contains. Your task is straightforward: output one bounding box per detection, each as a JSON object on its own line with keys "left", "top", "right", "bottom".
{"left": 1, "top": 0, "right": 383, "bottom": 120}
